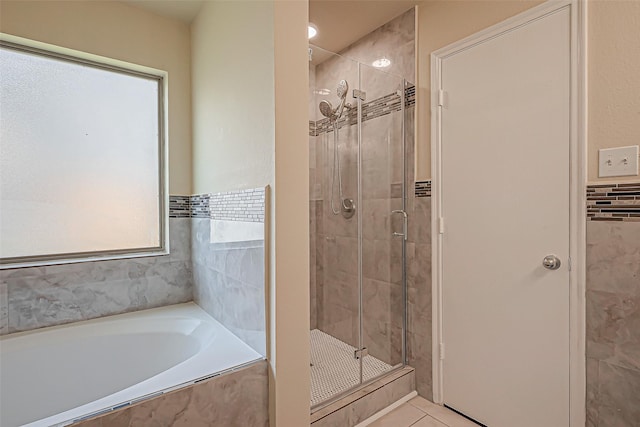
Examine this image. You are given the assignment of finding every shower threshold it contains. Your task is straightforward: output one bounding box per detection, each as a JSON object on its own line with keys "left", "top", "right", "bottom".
{"left": 310, "top": 329, "right": 399, "bottom": 408}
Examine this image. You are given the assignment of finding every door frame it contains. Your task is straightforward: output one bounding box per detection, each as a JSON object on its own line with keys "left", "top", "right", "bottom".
{"left": 430, "top": 1, "right": 587, "bottom": 426}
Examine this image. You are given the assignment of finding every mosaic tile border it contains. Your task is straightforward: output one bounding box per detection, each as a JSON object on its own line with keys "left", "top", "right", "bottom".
{"left": 169, "top": 195, "right": 190, "bottom": 218}
{"left": 210, "top": 188, "right": 265, "bottom": 223}
{"left": 191, "top": 194, "right": 211, "bottom": 219}
{"left": 587, "top": 182, "right": 640, "bottom": 222}
{"left": 310, "top": 85, "right": 416, "bottom": 137}
{"left": 169, "top": 188, "right": 265, "bottom": 222}
{"left": 176, "top": 182, "right": 640, "bottom": 220}
{"left": 415, "top": 181, "right": 431, "bottom": 198}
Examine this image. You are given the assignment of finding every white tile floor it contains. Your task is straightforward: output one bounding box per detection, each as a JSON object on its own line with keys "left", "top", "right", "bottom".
{"left": 367, "top": 396, "right": 481, "bottom": 427}
{"left": 310, "top": 329, "right": 392, "bottom": 407}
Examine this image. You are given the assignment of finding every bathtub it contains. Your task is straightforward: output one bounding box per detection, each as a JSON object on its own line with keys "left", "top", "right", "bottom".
{"left": 0, "top": 303, "right": 263, "bottom": 427}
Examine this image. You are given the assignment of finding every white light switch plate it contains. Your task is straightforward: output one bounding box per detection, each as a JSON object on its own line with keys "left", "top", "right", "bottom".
{"left": 599, "top": 145, "right": 639, "bottom": 178}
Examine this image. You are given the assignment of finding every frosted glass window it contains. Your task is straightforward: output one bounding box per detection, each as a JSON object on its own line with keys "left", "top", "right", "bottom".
{"left": 0, "top": 43, "right": 164, "bottom": 264}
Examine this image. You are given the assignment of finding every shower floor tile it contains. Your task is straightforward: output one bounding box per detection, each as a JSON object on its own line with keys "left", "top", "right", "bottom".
{"left": 310, "top": 329, "right": 392, "bottom": 407}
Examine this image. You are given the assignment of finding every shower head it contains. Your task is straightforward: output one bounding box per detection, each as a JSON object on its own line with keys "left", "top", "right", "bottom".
{"left": 319, "top": 79, "right": 350, "bottom": 123}
{"left": 319, "top": 100, "right": 336, "bottom": 121}
{"left": 336, "top": 80, "right": 349, "bottom": 99}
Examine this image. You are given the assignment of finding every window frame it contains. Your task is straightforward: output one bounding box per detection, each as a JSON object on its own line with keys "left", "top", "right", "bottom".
{"left": 0, "top": 35, "right": 169, "bottom": 269}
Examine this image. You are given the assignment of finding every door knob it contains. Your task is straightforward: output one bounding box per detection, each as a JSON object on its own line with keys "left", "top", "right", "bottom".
{"left": 542, "top": 255, "right": 561, "bottom": 270}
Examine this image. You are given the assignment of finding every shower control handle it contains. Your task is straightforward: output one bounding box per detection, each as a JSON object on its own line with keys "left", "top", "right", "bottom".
{"left": 392, "top": 210, "right": 408, "bottom": 241}
{"left": 542, "top": 255, "right": 561, "bottom": 270}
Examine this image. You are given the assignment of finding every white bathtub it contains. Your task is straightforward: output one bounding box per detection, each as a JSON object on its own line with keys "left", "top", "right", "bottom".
{"left": 0, "top": 303, "right": 263, "bottom": 427}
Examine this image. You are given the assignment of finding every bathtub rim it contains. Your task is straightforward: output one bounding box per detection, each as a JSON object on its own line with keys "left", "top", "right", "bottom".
{"left": 0, "top": 302, "right": 264, "bottom": 427}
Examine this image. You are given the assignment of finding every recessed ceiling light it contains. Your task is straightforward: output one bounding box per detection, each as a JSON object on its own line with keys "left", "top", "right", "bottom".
{"left": 372, "top": 57, "right": 391, "bottom": 68}
{"left": 314, "top": 89, "right": 331, "bottom": 96}
{"left": 308, "top": 24, "right": 318, "bottom": 39}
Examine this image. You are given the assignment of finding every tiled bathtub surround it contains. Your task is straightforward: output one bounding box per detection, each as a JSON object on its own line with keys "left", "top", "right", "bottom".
{"left": 0, "top": 188, "right": 267, "bottom": 363}
{"left": 191, "top": 187, "right": 267, "bottom": 356}
{"left": 587, "top": 182, "right": 640, "bottom": 221}
{"left": 73, "top": 360, "right": 269, "bottom": 427}
{"left": 0, "top": 217, "right": 192, "bottom": 335}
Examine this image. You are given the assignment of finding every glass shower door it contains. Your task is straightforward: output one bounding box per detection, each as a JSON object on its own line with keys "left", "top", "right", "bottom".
{"left": 309, "top": 47, "right": 407, "bottom": 408}
{"left": 309, "top": 46, "right": 363, "bottom": 407}
{"left": 358, "top": 63, "right": 407, "bottom": 382}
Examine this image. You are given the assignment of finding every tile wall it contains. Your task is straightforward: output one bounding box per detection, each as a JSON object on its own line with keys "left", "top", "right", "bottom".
{"left": 0, "top": 211, "right": 193, "bottom": 335}
{"left": 586, "top": 182, "right": 640, "bottom": 426}
{"left": 0, "top": 190, "right": 267, "bottom": 361}
{"left": 309, "top": 7, "right": 640, "bottom": 419}
{"left": 401, "top": 180, "right": 640, "bottom": 417}
{"left": 73, "top": 360, "right": 269, "bottom": 427}
{"left": 406, "top": 179, "right": 432, "bottom": 401}
{"left": 192, "top": 188, "right": 267, "bottom": 356}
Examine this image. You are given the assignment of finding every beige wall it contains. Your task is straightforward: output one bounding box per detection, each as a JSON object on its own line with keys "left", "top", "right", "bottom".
{"left": 416, "top": 0, "right": 640, "bottom": 184}
{"left": 588, "top": 0, "right": 640, "bottom": 183}
{"left": 272, "top": 2, "right": 311, "bottom": 425}
{"left": 415, "top": 0, "right": 543, "bottom": 180}
{"left": 191, "top": 2, "right": 310, "bottom": 425}
{"left": 0, "top": 1, "right": 193, "bottom": 195}
{"left": 191, "top": 1, "right": 275, "bottom": 195}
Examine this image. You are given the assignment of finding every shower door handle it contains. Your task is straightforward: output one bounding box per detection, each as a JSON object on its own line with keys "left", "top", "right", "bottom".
{"left": 391, "top": 210, "right": 408, "bottom": 241}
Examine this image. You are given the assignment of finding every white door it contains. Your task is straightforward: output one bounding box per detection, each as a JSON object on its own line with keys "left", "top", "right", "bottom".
{"left": 437, "top": 6, "right": 571, "bottom": 427}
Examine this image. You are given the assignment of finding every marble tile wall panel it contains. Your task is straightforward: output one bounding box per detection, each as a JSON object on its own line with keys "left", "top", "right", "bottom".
{"left": 73, "top": 361, "right": 269, "bottom": 427}
{"left": 0, "top": 281, "right": 7, "bottom": 335}
{"left": 0, "top": 218, "right": 192, "bottom": 335}
{"left": 191, "top": 218, "right": 266, "bottom": 356}
{"left": 311, "top": 367, "right": 415, "bottom": 427}
{"left": 586, "top": 220, "right": 640, "bottom": 426}
{"left": 407, "top": 196, "right": 432, "bottom": 400}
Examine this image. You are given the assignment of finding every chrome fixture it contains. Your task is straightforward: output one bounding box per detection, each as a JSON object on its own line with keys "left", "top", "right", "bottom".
{"left": 542, "top": 255, "right": 562, "bottom": 270}
{"left": 319, "top": 80, "right": 355, "bottom": 218}
{"left": 319, "top": 79, "right": 352, "bottom": 124}
{"left": 392, "top": 209, "right": 408, "bottom": 241}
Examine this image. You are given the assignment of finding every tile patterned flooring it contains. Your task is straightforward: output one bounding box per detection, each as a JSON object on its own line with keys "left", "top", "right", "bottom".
{"left": 368, "top": 396, "right": 481, "bottom": 427}
{"left": 310, "top": 329, "right": 393, "bottom": 406}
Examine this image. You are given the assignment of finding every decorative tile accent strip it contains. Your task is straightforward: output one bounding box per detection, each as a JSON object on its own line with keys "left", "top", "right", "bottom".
{"left": 587, "top": 182, "right": 640, "bottom": 222}
{"left": 210, "top": 188, "right": 265, "bottom": 223}
{"left": 310, "top": 84, "right": 416, "bottom": 137}
{"left": 415, "top": 180, "right": 431, "bottom": 198}
{"left": 405, "top": 84, "right": 416, "bottom": 108}
{"left": 170, "top": 190, "right": 266, "bottom": 221}
{"left": 169, "top": 195, "right": 191, "bottom": 218}
{"left": 191, "top": 194, "right": 211, "bottom": 218}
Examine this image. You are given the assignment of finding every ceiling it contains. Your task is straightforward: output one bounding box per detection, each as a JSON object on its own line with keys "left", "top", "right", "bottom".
{"left": 309, "top": 0, "right": 418, "bottom": 54}
{"left": 121, "top": 0, "right": 204, "bottom": 23}
{"left": 121, "top": 0, "right": 418, "bottom": 55}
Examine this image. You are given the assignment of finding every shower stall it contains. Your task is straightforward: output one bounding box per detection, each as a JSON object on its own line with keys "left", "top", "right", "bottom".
{"left": 309, "top": 45, "right": 411, "bottom": 408}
